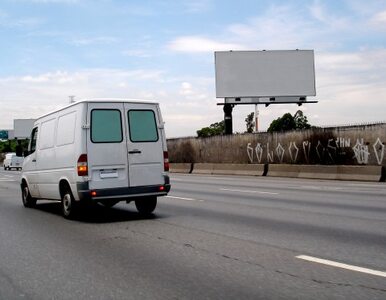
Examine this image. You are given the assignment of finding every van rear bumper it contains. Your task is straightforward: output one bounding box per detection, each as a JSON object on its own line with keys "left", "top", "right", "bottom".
{"left": 77, "top": 177, "right": 171, "bottom": 201}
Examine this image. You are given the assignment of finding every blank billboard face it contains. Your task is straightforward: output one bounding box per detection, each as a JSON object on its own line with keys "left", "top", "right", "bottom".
{"left": 215, "top": 50, "right": 316, "bottom": 98}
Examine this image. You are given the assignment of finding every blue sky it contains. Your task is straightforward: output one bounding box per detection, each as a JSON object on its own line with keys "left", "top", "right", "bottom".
{"left": 1, "top": 0, "right": 386, "bottom": 137}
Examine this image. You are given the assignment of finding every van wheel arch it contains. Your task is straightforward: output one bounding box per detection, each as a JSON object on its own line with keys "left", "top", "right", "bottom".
{"left": 59, "top": 180, "right": 73, "bottom": 198}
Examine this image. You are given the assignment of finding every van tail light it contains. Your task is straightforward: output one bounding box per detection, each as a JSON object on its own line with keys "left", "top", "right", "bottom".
{"left": 163, "top": 151, "right": 169, "bottom": 172}
{"left": 77, "top": 154, "right": 88, "bottom": 176}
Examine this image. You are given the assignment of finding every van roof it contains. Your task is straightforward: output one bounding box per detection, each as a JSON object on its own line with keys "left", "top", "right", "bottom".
{"left": 34, "top": 98, "right": 159, "bottom": 122}
{"left": 80, "top": 98, "right": 158, "bottom": 104}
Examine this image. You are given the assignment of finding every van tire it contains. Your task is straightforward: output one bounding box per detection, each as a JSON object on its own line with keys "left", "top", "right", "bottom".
{"left": 22, "top": 184, "right": 37, "bottom": 208}
{"left": 62, "top": 189, "right": 78, "bottom": 219}
{"left": 135, "top": 197, "right": 157, "bottom": 216}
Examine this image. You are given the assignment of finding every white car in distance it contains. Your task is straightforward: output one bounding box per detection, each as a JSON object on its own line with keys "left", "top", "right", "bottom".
{"left": 3, "top": 153, "right": 23, "bottom": 170}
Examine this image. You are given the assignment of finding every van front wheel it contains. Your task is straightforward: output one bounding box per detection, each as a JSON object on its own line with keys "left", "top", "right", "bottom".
{"left": 135, "top": 197, "right": 157, "bottom": 216}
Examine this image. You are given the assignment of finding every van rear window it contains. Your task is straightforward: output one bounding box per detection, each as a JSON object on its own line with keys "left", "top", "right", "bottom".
{"left": 91, "top": 109, "right": 123, "bottom": 143}
{"left": 128, "top": 110, "right": 158, "bottom": 142}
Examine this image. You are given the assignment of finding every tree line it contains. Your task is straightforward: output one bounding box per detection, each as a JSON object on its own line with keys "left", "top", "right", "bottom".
{"left": 196, "top": 110, "right": 311, "bottom": 138}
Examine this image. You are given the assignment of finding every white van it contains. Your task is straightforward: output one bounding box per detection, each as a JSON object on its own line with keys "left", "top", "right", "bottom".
{"left": 4, "top": 153, "right": 24, "bottom": 170}
{"left": 21, "top": 99, "right": 170, "bottom": 218}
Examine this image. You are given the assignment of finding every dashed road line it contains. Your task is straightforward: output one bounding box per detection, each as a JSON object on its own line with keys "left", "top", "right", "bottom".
{"left": 220, "top": 188, "right": 279, "bottom": 195}
{"left": 2, "top": 174, "right": 15, "bottom": 178}
{"left": 165, "top": 195, "right": 205, "bottom": 202}
{"left": 296, "top": 255, "right": 386, "bottom": 278}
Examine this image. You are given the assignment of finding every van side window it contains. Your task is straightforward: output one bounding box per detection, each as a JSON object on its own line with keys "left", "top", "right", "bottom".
{"left": 128, "top": 110, "right": 158, "bottom": 142}
{"left": 29, "top": 127, "right": 38, "bottom": 154}
{"left": 91, "top": 109, "right": 123, "bottom": 143}
{"left": 39, "top": 118, "right": 56, "bottom": 150}
{"left": 57, "top": 112, "right": 76, "bottom": 146}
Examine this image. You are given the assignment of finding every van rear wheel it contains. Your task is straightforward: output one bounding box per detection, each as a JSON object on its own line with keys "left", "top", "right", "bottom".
{"left": 135, "top": 196, "right": 157, "bottom": 216}
{"left": 62, "top": 189, "right": 78, "bottom": 219}
{"left": 22, "top": 184, "right": 37, "bottom": 208}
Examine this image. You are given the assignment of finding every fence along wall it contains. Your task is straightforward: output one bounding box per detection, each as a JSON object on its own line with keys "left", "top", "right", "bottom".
{"left": 167, "top": 123, "right": 386, "bottom": 166}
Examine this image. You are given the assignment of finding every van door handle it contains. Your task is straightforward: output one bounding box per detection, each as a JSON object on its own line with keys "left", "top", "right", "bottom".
{"left": 128, "top": 150, "right": 141, "bottom": 154}
{"left": 32, "top": 159, "right": 36, "bottom": 162}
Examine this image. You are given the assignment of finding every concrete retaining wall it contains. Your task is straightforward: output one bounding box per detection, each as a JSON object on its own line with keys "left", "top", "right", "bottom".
{"left": 168, "top": 123, "right": 386, "bottom": 166}
{"left": 193, "top": 163, "right": 265, "bottom": 176}
{"left": 169, "top": 163, "right": 193, "bottom": 174}
{"left": 170, "top": 163, "right": 386, "bottom": 182}
{"left": 267, "top": 164, "right": 384, "bottom": 182}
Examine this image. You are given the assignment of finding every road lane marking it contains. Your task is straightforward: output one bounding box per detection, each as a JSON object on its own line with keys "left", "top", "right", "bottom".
{"left": 171, "top": 178, "right": 185, "bottom": 182}
{"left": 296, "top": 255, "right": 386, "bottom": 278}
{"left": 0, "top": 178, "right": 17, "bottom": 182}
{"left": 165, "top": 196, "right": 205, "bottom": 202}
{"left": 220, "top": 188, "right": 278, "bottom": 195}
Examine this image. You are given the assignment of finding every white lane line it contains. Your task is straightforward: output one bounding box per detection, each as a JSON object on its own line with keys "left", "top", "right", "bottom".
{"left": 165, "top": 196, "right": 204, "bottom": 202}
{"left": 0, "top": 179, "right": 16, "bottom": 182}
{"left": 220, "top": 188, "right": 278, "bottom": 195}
{"left": 296, "top": 255, "right": 386, "bottom": 278}
{"left": 170, "top": 178, "right": 186, "bottom": 182}
{"left": 2, "top": 174, "right": 15, "bottom": 178}
{"left": 300, "top": 186, "right": 343, "bottom": 191}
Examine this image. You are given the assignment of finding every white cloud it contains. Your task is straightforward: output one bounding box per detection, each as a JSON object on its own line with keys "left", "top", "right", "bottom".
{"left": 122, "top": 49, "right": 152, "bottom": 58}
{"left": 308, "top": 1, "right": 349, "bottom": 29}
{"left": 71, "top": 36, "right": 118, "bottom": 46}
{"left": 0, "top": 69, "right": 221, "bottom": 137}
{"left": 2, "top": 2, "right": 386, "bottom": 137}
{"left": 15, "top": 0, "right": 79, "bottom": 3}
{"left": 179, "top": 82, "right": 194, "bottom": 96}
{"left": 370, "top": 10, "right": 386, "bottom": 29}
{"left": 226, "top": 5, "right": 314, "bottom": 50}
{"left": 167, "top": 36, "right": 245, "bottom": 53}
{"left": 183, "top": 0, "right": 212, "bottom": 13}
{"left": 0, "top": 9, "right": 44, "bottom": 29}
{"left": 0, "top": 68, "right": 164, "bottom": 123}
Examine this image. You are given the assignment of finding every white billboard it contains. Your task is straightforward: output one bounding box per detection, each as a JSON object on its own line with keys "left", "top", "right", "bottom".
{"left": 215, "top": 50, "right": 316, "bottom": 99}
{"left": 14, "top": 119, "right": 35, "bottom": 139}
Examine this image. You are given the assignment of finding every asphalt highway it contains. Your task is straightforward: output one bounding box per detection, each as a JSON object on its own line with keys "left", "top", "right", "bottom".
{"left": 0, "top": 169, "right": 385, "bottom": 299}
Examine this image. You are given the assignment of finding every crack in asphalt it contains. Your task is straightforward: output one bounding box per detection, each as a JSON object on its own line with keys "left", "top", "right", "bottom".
{"left": 111, "top": 227, "right": 386, "bottom": 295}
{"left": 0, "top": 267, "right": 33, "bottom": 299}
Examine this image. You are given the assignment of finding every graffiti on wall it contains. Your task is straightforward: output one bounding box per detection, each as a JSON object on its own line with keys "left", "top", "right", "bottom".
{"left": 352, "top": 139, "right": 370, "bottom": 164}
{"left": 288, "top": 142, "right": 299, "bottom": 163}
{"left": 303, "top": 141, "right": 311, "bottom": 163}
{"left": 247, "top": 137, "right": 385, "bottom": 165}
{"left": 373, "top": 138, "right": 385, "bottom": 165}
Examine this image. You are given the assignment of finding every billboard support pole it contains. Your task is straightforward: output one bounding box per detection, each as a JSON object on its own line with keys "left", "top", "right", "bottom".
{"left": 223, "top": 103, "right": 233, "bottom": 135}
{"left": 255, "top": 104, "right": 259, "bottom": 132}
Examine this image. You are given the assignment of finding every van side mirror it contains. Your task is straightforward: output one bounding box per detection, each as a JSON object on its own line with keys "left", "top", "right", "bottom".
{"left": 16, "top": 146, "right": 23, "bottom": 157}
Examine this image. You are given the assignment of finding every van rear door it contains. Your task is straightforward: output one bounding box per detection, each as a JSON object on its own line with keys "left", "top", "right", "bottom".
{"left": 87, "top": 103, "right": 129, "bottom": 190}
{"left": 124, "top": 103, "right": 164, "bottom": 187}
